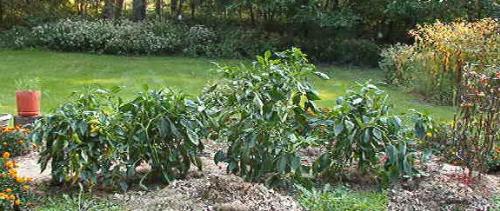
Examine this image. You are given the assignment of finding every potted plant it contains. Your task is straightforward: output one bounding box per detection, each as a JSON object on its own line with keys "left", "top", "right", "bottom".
{"left": 15, "top": 78, "right": 41, "bottom": 117}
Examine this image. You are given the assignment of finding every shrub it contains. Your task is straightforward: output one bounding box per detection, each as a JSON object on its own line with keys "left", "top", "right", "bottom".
{"left": 0, "top": 152, "right": 33, "bottom": 210}
{"left": 31, "top": 87, "right": 209, "bottom": 190}
{"left": 379, "top": 44, "right": 416, "bottom": 85}
{"left": 118, "top": 89, "right": 208, "bottom": 185}
{"left": 333, "top": 39, "right": 380, "bottom": 67}
{"left": 31, "top": 88, "right": 124, "bottom": 188}
{"left": 380, "top": 18, "right": 499, "bottom": 104}
{"left": 183, "top": 25, "right": 218, "bottom": 57}
{"left": 451, "top": 64, "right": 499, "bottom": 174}
{"left": 206, "top": 48, "right": 329, "bottom": 183}
{"left": 31, "top": 19, "right": 182, "bottom": 55}
{"left": 0, "top": 26, "right": 34, "bottom": 49}
{"left": 0, "top": 126, "right": 33, "bottom": 157}
{"left": 311, "top": 83, "right": 421, "bottom": 181}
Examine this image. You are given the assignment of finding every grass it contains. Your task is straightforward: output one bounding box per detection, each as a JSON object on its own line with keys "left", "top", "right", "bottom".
{"left": 35, "top": 194, "right": 121, "bottom": 211}
{"left": 297, "top": 185, "right": 387, "bottom": 211}
{"left": 0, "top": 49, "right": 455, "bottom": 120}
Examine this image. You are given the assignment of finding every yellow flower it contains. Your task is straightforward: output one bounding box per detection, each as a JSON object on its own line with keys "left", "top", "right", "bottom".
{"left": 8, "top": 169, "right": 17, "bottom": 178}
{"left": 426, "top": 132, "right": 433, "bottom": 137}
{"left": 14, "top": 199, "right": 21, "bottom": 206}
{"left": 4, "top": 160, "right": 14, "bottom": 169}
{"left": 16, "top": 177, "right": 26, "bottom": 183}
{"left": 22, "top": 185, "right": 30, "bottom": 191}
{"left": 2, "top": 152, "right": 10, "bottom": 159}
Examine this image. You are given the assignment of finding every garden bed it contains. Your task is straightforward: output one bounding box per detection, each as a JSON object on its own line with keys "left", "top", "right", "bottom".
{"left": 14, "top": 139, "right": 499, "bottom": 210}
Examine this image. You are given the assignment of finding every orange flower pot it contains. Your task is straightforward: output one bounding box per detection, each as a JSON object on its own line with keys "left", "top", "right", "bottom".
{"left": 16, "top": 91, "right": 41, "bottom": 117}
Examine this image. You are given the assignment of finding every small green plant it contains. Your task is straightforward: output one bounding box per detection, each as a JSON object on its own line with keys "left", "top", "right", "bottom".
{"left": 15, "top": 77, "right": 41, "bottom": 91}
{"left": 312, "top": 83, "right": 421, "bottom": 182}
{"left": 36, "top": 194, "right": 121, "bottom": 211}
{"left": 206, "top": 48, "right": 329, "bottom": 184}
{"left": 297, "top": 184, "right": 387, "bottom": 211}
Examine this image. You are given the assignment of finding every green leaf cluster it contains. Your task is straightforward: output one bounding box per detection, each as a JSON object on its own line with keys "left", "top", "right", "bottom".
{"left": 205, "top": 48, "right": 328, "bottom": 183}
{"left": 31, "top": 87, "right": 208, "bottom": 190}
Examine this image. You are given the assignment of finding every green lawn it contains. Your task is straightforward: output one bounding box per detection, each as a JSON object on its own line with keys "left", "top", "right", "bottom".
{"left": 0, "top": 49, "right": 455, "bottom": 120}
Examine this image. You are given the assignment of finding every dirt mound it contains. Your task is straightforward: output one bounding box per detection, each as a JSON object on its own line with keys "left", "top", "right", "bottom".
{"left": 116, "top": 173, "right": 302, "bottom": 211}
{"left": 113, "top": 140, "right": 303, "bottom": 211}
{"left": 389, "top": 159, "right": 499, "bottom": 210}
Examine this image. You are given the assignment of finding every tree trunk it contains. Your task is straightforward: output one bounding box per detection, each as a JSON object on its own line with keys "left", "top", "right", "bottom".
{"left": 0, "top": 0, "right": 3, "bottom": 27}
{"left": 103, "top": 0, "right": 115, "bottom": 20}
{"left": 155, "top": 0, "right": 163, "bottom": 20}
{"left": 176, "top": 0, "right": 184, "bottom": 18}
{"left": 133, "top": 0, "right": 147, "bottom": 21}
{"left": 249, "top": 5, "right": 255, "bottom": 25}
{"left": 171, "top": 0, "right": 177, "bottom": 18}
{"left": 190, "top": 0, "right": 195, "bottom": 18}
{"left": 115, "top": 0, "right": 124, "bottom": 18}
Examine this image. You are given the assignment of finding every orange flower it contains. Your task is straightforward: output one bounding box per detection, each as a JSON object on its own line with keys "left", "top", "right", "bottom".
{"left": 5, "top": 188, "right": 12, "bottom": 193}
{"left": 8, "top": 169, "right": 17, "bottom": 177}
{"left": 2, "top": 152, "right": 10, "bottom": 159}
{"left": 4, "top": 160, "right": 14, "bottom": 169}
{"left": 14, "top": 199, "right": 21, "bottom": 206}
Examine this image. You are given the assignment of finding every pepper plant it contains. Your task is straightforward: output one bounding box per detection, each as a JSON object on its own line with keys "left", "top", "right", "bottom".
{"left": 118, "top": 88, "right": 209, "bottom": 186}
{"left": 311, "top": 83, "right": 420, "bottom": 181}
{"left": 31, "top": 87, "right": 124, "bottom": 188}
{"left": 205, "top": 48, "right": 329, "bottom": 183}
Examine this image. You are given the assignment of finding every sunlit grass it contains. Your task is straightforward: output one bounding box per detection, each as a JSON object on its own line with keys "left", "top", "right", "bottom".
{"left": 0, "top": 49, "right": 454, "bottom": 120}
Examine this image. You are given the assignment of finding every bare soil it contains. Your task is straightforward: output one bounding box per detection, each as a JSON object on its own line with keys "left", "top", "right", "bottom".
{"left": 14, "top": 142, "right": 499, "bottom": 211}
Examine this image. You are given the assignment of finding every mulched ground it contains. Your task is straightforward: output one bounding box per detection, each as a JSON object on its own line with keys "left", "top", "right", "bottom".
{"left": 14, "top": 141, "right": 499, "bottom": 210}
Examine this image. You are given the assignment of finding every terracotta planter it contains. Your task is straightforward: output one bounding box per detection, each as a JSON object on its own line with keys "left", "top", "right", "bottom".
{"left": 16, "top": 90, "right": 41, "bottom": 117}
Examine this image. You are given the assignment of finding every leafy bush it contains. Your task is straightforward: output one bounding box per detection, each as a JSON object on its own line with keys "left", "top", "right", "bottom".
{"left": 379, "top": 44, "right": 416, "bottom": 85}
{"left": 297, "top": 184, "right": 387, "bottom": 211}
{"left": 31, "top": 88, "right": 123, "bottom": 188}
{"left": 0, "top": 126, "right": 33, "bottom": 157}
{"left": 0, "top": 152, "right": 33, "bottom": 210}
{"left": 32, "top": 87, "right": 209, "bottom": 190}
{"left": 311, "top": 83, "right": 421, "bottom": 181}
{"left": 31, "top": 19, "right": 183, "bottom": 55}
{"left": 0, "top": 26, "right": 34, "bottom": 49}
{"left": 182, "top": 25, "right": 218, "bottom": 57}
{"left": 333, "top": 39, "right": 380, "bottom": 67}
{"left": 380, "top": 18, "right": 499, "bottom": 104}
{"left": 451, "top": 65, "right": 499, "bottom": 174}
{"left": 206, "top": 48, "right": 329, "bottom": 183}
{"left": 118, "top": 89, "right": 208, "bottom": 185}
